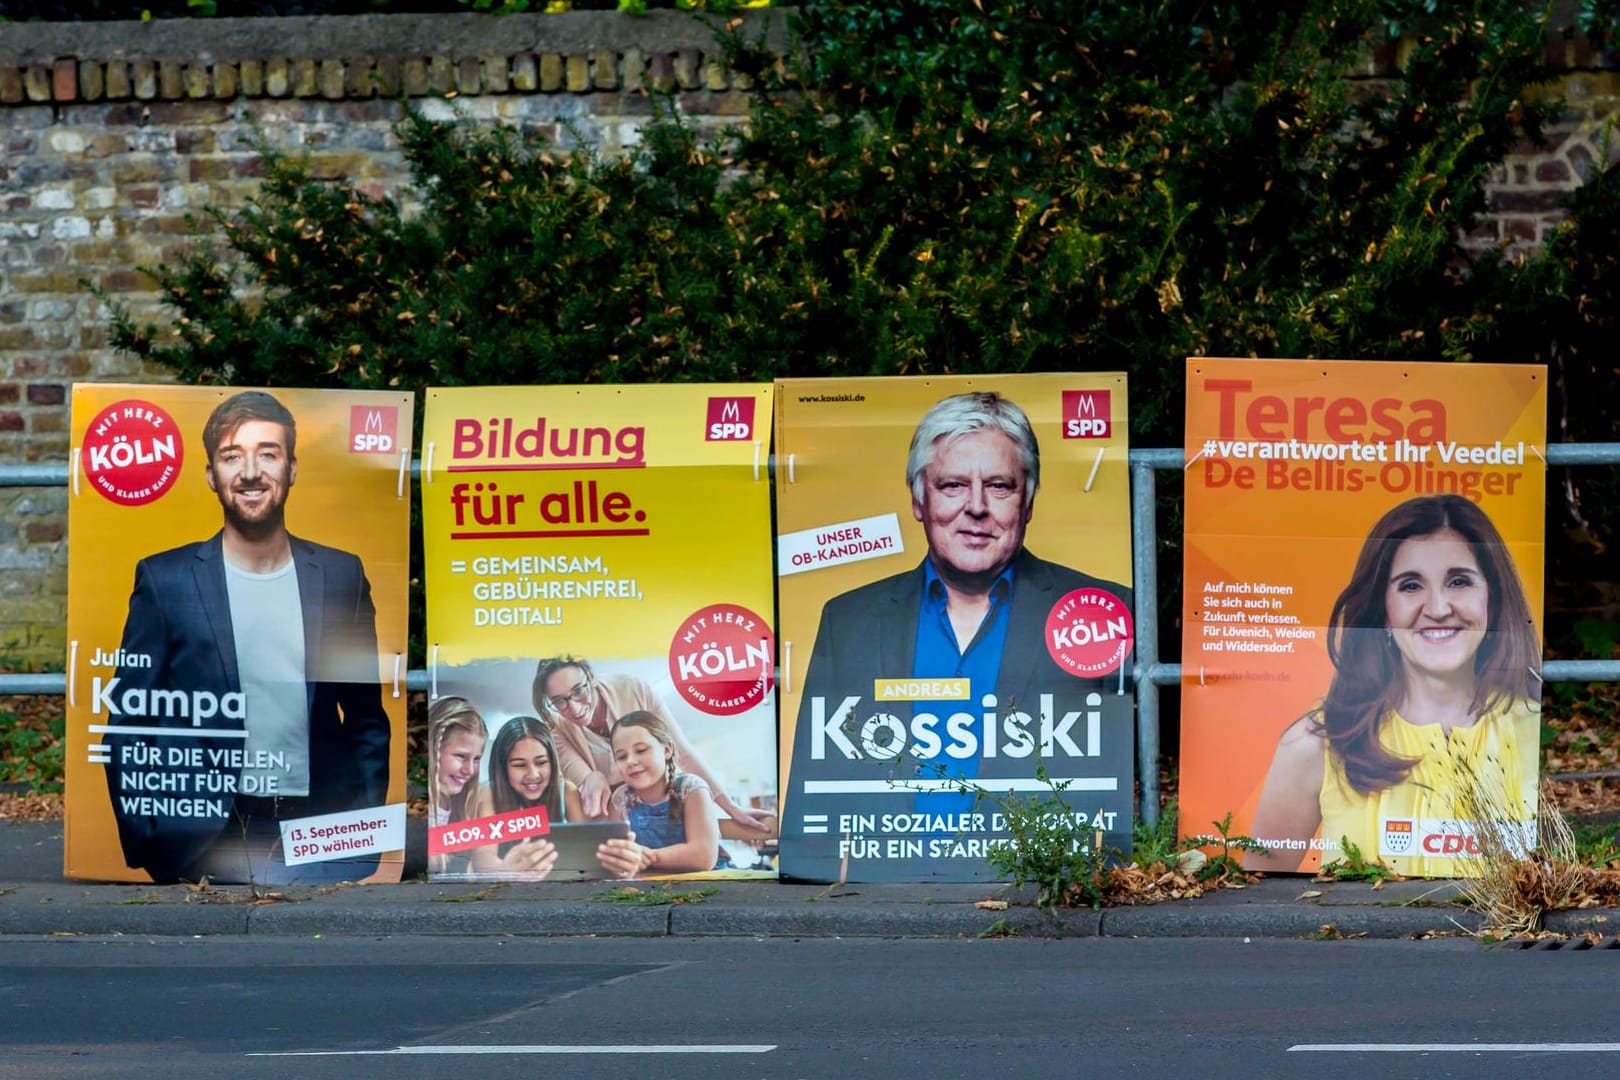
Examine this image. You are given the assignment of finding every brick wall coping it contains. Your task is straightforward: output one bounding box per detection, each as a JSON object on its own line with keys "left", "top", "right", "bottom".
{"left": 0, "top": 9, "right": 787, "bottom": 66}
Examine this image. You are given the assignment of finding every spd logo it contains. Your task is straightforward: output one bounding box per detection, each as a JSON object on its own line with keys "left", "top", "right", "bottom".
{"left": 705, "top": 396, "right": 755, "bottom": 441}
{"left": 1382, "top": 818, "right": 1414, "bottom": 855}
{"left": 1061, "top": 390, "right": 1111, "bottom": 439}
{"left": 350, "top": 405, "right": 398, "bottom": 454}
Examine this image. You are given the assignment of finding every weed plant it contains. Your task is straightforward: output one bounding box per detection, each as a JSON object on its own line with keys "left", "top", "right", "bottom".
{"left": 1316, "top": 837, "right": 1402, "bottom": 884}
{"left": 1572, "top": 820, "right": 1620, "bottom": 868}
{"left": 0, "top": 708, "right": 64, "bottom": 794}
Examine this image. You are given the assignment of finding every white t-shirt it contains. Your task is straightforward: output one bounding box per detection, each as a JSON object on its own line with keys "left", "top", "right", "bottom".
{"left": 224, "top": 558, "right": 311, "bottom": 798}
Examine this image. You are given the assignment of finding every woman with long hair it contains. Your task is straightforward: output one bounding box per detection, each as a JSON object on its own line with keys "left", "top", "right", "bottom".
{"left": 1246, "top": 494, "right": 1542, "bottom": 876}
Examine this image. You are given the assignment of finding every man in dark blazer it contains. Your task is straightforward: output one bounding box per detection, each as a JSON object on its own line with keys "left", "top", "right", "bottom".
{"left": 798, "top": 548, "right": 1129, "bottom": 730}
{"left": 104, "top": 391, "right": 390, "bottom": 884}
{"left": 787, "top": 390, "right": 1133, "bottom": 881}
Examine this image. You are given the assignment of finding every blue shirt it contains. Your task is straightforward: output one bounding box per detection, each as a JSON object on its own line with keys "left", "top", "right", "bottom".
{"left": 910, "top": 558, "right": 1015, "bottom": 815}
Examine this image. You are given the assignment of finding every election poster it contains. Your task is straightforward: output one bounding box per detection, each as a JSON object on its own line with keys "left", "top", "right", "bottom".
{"left": 1179, "top": 358, "right": 1547, "bottom": 878}
{"left": 64, "top": 385, "right": 413, "bottom": 885}
{"left": 421, "top": 385, "right": 779, "bottom": 882}
{"left": 775, "top": 375, "right": 1135, "bottom": 883}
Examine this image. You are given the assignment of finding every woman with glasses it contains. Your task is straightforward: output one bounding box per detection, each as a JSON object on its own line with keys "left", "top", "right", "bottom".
{"left": 533, "top": 656, "right": 769, "bottom": 831}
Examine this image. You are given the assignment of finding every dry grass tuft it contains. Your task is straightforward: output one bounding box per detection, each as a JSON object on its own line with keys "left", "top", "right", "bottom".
{"left": 1454, "top": 775, "right": 1589, "bottom": 937}
{"left": 1096, "top": 857, "right": 1257, "bottom": 906}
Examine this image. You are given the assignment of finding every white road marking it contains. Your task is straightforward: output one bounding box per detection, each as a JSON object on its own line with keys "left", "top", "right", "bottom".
{"left": 1289, "top": 1044, "right": 1620, "bottom": 1053}
{"left": 248, "top": 1045, "right": 776, "bottom": 1057}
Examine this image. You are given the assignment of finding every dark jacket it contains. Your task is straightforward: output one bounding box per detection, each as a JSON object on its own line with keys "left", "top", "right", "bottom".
{"left": 781, "top": 547, "right": 1136, "bottom": 882}
{"left": 795, "top": 547, "right": 1133, "bottom": 737}
{"left": 103, "top": 531, "right": 390, "bottom": 883}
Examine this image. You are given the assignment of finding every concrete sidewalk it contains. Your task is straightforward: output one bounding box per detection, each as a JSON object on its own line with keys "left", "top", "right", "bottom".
{"left": 3, "top": 818, "right": 1615, "bottom": 940}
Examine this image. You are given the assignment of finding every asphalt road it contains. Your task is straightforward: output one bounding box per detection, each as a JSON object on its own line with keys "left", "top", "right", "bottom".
{"left": 2, "top": 936, "right": 1617, "bottom": 1079}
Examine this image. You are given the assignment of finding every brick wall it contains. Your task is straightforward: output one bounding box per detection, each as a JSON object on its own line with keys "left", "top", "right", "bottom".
{"left": 1468, "top": 70, "right": 1620, "bottom": 254}
{"left": 0, "top": 11, "right": 1615, "bottom": 665}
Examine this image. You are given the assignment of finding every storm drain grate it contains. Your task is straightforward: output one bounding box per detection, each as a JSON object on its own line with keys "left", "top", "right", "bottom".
{"left": 1492, "top": 937, "right": 1620, "bottom": 951}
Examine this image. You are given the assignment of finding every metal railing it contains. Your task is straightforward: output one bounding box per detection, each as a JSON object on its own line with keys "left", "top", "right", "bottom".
{"left": 8, "top": 445, "right": 1620, "bottom": 826}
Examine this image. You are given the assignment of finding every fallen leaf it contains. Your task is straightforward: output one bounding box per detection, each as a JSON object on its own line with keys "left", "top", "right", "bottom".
{"left": 975, "top": 899, "right": 1009, "bottom": 911}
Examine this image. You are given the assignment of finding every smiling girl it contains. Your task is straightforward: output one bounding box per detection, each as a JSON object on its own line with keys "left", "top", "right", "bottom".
{"left": 594, "top": 711, "right": 730, "bottom": 878}
{"left": 427, "top": 697, "right": 487, "bottom": 877}
{"left": 470, "top": 716, "right": 584, "bottom": 878}
{"left": 1247, "top": 494, "right": 1542, "bottom": 876}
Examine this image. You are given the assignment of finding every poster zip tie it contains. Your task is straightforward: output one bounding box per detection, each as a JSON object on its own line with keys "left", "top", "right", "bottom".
{"left": 787, "top": 453, "right": 796, "bottom": 484}
{"left": 66, "top": 640, "right": 78, "bottom": 707}
{"left": 1184, "top": 446, "right": 1206, "bottom": 470}
{"left": 396, "top": 447, "right": 410, "bottom": 499}
{"left": 782, "top": 641, "right": 792, "bottom": 695}
{"left": 430, "top": 644, "right": 440, "bottom": 699}
{"left": 1084, "top": 447, "right": 1106, "bottom": 493}
{"left": 1117, "top": 659, "right": 1126, "bottom": 696}
{"left": 1529, "top": 666, "right": 1543, "bottom": 683}
{"left": 1199, "top": 666, "right": 1205, "bottom": 687}
{"left": 1530, "top": 444, "right": 1547, "bottom": 467}
{"left": 391, "top": 654, "right": 403, "bottom": 699}
{"left": 423, "top": 441, "right": 436, "bottom": 484}
{"left": 70, "top": 447, "right": 81, "bottom": 497}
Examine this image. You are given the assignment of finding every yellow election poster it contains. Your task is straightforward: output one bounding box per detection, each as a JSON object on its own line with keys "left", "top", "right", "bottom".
{"left": 421, "top": 385, "right": 778, "bottom": 882}
{"left": 775, "top": 375, "right": 1135, "bottom": 883}
{"left": 65, "top": 385, "right": 413, "bottom": 884}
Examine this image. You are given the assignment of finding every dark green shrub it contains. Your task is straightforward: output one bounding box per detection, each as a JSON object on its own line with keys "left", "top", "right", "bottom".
{"left": 109, "top": 1, "right": 1576, "bottom": 427}
{"left": 722, "top": 0, "right": 1562, "bottom": 441}
{"left": 107, "top": 108, "right": 784, "bottom": 387}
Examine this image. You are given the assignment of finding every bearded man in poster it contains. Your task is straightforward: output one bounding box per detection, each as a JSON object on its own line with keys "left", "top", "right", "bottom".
{"left": 104, "top": 391, "right": 390, "bottom": 884}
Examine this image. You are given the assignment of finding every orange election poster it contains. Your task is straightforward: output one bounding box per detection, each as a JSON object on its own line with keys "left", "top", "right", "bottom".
{"left": 776, "top": 375, "right": 1135, "bottom": 883}
{"left": 65, "top": 386, "right": 413, "bottom": 884}
{"left": 421, "top": 385, "right": 778, "bottom": 883}
{"left": 1179, "top": 359, "right": 1546, "bottom": 878}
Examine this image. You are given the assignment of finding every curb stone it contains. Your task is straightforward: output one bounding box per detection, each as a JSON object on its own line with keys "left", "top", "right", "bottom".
{"left": 668, "top": 902, "right": 1100, "bottom": 939}
{"left": 1101, "top": 903, "right": 1482, "bottom": 939}
{"left": 4, "top": 821, "right": 1620, "bottom": 940}
{"left": 245, "top": 900, "right": 671, "bottom": 937}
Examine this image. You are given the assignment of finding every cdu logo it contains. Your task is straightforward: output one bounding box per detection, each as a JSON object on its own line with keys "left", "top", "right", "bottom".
{"left": 1062, "top": 390, "right": 1111, "bottom": 439}
{"left": 350, "top": 405, "right": 398, "bottom": 454}
{"left": 705, "top": 396, "right": 756, "bottom": 441}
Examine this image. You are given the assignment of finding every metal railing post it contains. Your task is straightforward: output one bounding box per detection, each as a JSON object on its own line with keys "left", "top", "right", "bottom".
{"left": 1130, "top": 455, "right": 1160, "bottom": 829}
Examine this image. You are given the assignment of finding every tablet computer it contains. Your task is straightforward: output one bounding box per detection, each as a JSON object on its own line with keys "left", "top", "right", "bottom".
{"left": 543, "top": 821, "right": 633, "bottom": 881}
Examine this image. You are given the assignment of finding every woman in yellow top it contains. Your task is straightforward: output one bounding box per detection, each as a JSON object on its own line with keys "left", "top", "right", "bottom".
{"left": 1247, "top": 494, "right": 1542, "bottom": 877}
